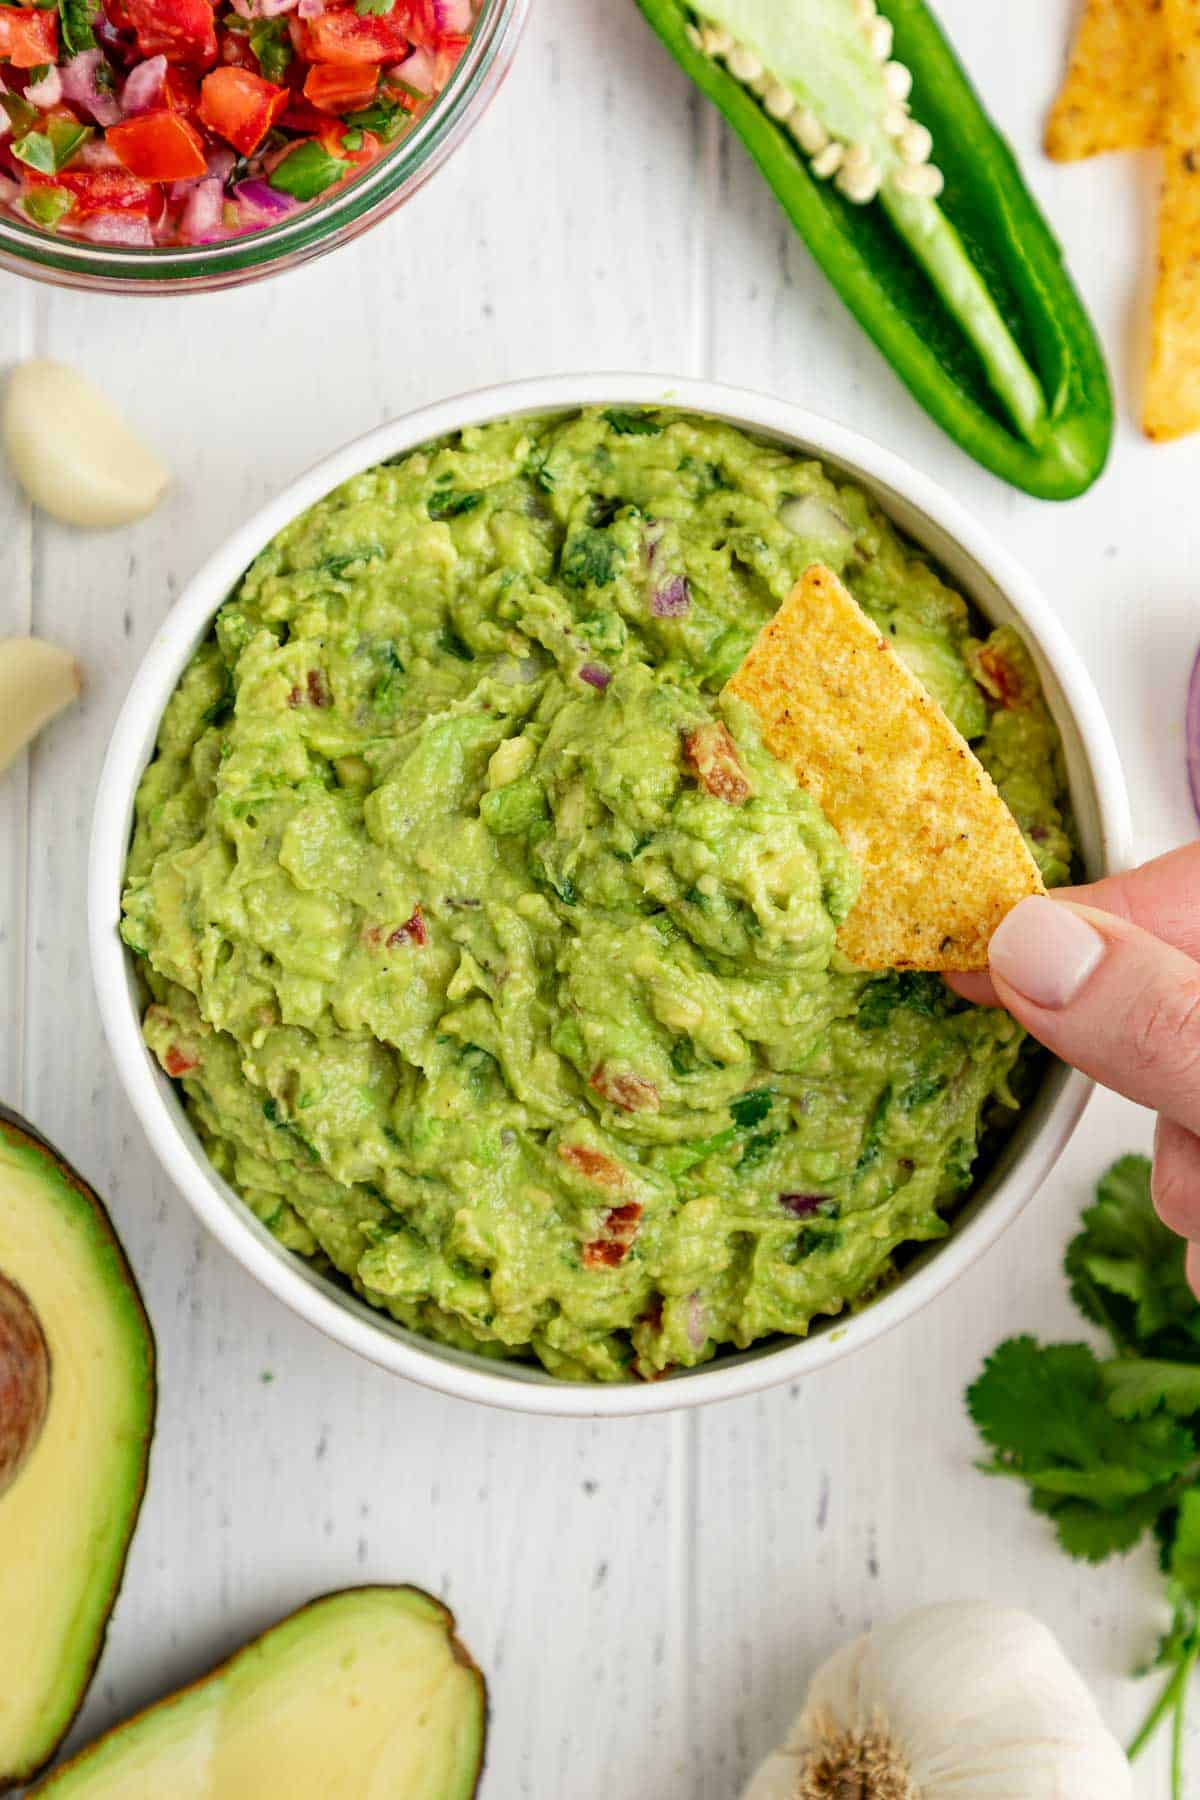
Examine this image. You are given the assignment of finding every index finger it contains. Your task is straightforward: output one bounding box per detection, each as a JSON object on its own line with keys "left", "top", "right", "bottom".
{"left": 947, "top": 842, "right": 1200, "bottom": 1007}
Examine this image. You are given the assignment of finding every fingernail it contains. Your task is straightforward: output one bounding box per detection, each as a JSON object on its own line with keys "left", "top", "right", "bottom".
{"left": 989, "top": 896, "right": 1106, "bottom": 1008}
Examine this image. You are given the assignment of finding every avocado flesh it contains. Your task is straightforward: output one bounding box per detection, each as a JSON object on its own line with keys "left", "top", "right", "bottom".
{"left": 0, "top": 1110, "right": 155, "bottom": 1793}
{"left": 31, "top": 1587, "right": 488, "bottom": 1799}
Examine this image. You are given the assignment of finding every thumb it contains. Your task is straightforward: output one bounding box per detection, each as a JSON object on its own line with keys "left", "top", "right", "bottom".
{"left": 987, "top": 895, "right": 1200, "bottom": 1136}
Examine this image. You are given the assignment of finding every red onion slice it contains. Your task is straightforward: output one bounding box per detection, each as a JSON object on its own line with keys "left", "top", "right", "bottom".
{"left": 60, "top": 50, "right": 123, "bottom": 127}
{"left": 77, "top": 211, "right": 154, "bottom": 246}
{"left": 233, "top": 177, "right": 297, "bottom": 219}
{"left": 179, "top": 176, "right": 225, "bottom": 243}
{"left": 121, "top": 55, "right": 167, "bottom": 116}
{"left": 77, "top": 136, "right": 123, "bottom": 169}
{"left": 26, "top": 65, "right": 63, "bottom": 108}
{"left": 393, "top": 46, "right": 438, "bottom": 93}
{"left": 0, "top": 172, "right": 18, "bottom": 206}
{"left": 433, "top": 0, "right": 472, "bottom": 29}
{"left": 780, "top": 1193, "right": 825, "bottom": 1218}
{"left": 650, "top": 575, "right": 690, "bottom": 618}
{"left": 1188, "top": 644, "right": 1200, "bottom": 826}
{"left": 297, "top": 0, "right": 325, "bottom": 18}
{"left": 579, "top": 663, "right": 611, "bottom": 690}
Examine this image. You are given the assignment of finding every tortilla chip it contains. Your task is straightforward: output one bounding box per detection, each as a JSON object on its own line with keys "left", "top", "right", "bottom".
{"left": 725, "top": 566, "right": 1045, "bottom": 972}
{"left": 1145, "top": 0, "right": 1200, "bottom": 438}
{"left": 1045, "top": 0, "right": 1167, "bottom": 160}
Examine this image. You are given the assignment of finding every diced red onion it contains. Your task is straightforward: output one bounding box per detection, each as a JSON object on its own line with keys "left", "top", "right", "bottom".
{"left": 643, "top": 520, "right": 664, "bottom": 565}
{"left": 77, "top": 211, "right": 154, "bottom": 246}
{"left": 433, "top": 0, "right": 472, "bottom": 29}
{"left": 686, "top": 1294, "right": 708, "bottom": 1351}
{"left": 77, "top": 135, "right": 123, "bottom": 168}
{"left": 779, "top": 493, "right": 854, "bottom": 546}
{"left": 393, "top": 46, "right": 438, "bottom": 93}
{"left": 780, "top": 1193, "right": 825, "bottom": 1218}
{"left": 179, "top": 176, "right": 224, "bottom": 243}
{"left": 231, "top": 0, "right": 297, "bottom": 16}
{"left": 0, "top": 172, "right": 18, "bottom": 206}
{"left": 650, "top": 575, "right": 690, "bottom": 618}
{"left": 297, "top": 0, "right": 325, "bottom": 18}
{"left": 26, "top": 64, "right": 63, "bottom": 108}
{"left": 120, "top": 55, "right": 167, "bottom": 115}
{"left": 233, "top": 177, "right": 296, "bottom": 220}
{"left": 579, "top": 663, "right": 611, "bottom": 691}
{"left": 205, "top": 144, "right": 236, "bottom": 182}
{"left": 1188, "top": 644, "right": 1200, "bottom": 826}
{"left": 61, "top": 51, "right": 124, "bottom": 127}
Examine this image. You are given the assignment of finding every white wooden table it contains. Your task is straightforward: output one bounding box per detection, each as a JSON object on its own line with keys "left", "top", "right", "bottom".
{"left": 2, "top": 2, "right": 1192, "bottom": 1791}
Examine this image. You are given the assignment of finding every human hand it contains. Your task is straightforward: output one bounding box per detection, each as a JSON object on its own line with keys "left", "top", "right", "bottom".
{"left": 947, "top": 843, "right": 1200, "bottom": 1298}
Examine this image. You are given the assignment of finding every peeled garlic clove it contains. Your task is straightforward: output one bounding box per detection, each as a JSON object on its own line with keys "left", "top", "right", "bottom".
{"left": 0, "top": 638, "right": 81, "bottom": 775}
{"left": 3, "top": 360, "right": 169, "bottom": 529}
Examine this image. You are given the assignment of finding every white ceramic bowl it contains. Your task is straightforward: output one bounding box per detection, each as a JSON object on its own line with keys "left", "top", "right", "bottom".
{"left": 90, "top": 375, "right": 1132, "bottom": 1418}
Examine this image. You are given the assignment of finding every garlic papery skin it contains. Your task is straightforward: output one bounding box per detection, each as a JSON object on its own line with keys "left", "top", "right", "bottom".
{"left": 0, "top": 639, "right": 80, "bottom": 776}
{"left": 741, "top": 1602, "right": 1132, "bottom": 1800}
{"left": 3, "top": 359, "right": 169, "bottom": 529}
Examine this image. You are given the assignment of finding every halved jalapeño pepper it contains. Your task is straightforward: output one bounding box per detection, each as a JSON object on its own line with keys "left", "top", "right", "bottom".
{"left": 634, "top": 0, "right": 1113, "bottom": 500}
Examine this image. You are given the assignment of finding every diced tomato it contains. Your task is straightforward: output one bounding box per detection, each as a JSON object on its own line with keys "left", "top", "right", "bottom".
{"left": 438, "top": 31, "right": 470, "bottom": 56}
{"left": 199, "top": 66, "right": 288, "bottom": 154}
{"left": 681, "top": 722, "right": 752, "bottom": 804}
{"left": 303, "top": 62, "right": 377, "bottom": 113}
{"left": 300, "top": 6, "right": 409, "bottom": 66}
{"left": 163, "top": 65, "right": 201, "bottom": 116}
{"left": 583, "top": 1203, "right": 643, "bottom": 1270}
{"left": 122, "top": 0, "right": 218, "bottom": 68}
{"left": 386, "top": 907, "right": 428, "bottom": 948}
{"left": 0, "top": 8, "right": 58, "bottom": 69}
{"left": 589, "top": 1065, "right": 660, "bottom": 1114}
{"left": 219, "top": 28, "right": 258, "bottom": 69}
{"left": 558, "top": 1143, "right": 629, "bottom": 1192}
{"left": 162, "top": 1045, "right": 199, "bottom": 1078}
{"left": 108, "top": 109, "right": 208, "bottom": 181}
{"left": 279, "top": 96, "right": 327, "bottom": 134}
{"left": 26, "top": 164, "right": 157, "bottom": 216}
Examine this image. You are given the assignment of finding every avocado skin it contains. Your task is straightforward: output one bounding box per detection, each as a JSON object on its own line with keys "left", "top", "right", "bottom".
{"left": 27, "top": 1587, "right": 489, "bottom": 1799}
{"left": 0, "top": 1104, "right": 156, "bottom": 1795}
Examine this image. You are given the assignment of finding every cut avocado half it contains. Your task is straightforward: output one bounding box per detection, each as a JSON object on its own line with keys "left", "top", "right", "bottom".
{"left": 0, "top": 1104, "right": 155, "bottom": 1793}
{"left": 29, "top": 1587, "right": 489, "bottom": 1798}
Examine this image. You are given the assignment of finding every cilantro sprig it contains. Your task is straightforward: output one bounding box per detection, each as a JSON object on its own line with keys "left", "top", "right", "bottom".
{"left": 968, "top": 1156, "right": 1200, "bottom": 1794}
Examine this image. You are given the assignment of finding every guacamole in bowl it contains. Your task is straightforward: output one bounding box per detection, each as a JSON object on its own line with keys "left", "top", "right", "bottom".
{"left": 119, "top": 406, "right": 1075, "bottom": 1384}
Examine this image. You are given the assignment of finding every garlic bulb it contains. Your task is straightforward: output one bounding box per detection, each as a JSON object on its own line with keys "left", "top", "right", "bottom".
{"left": 3, "top": 359, "right": 169, "bottom": 529}
{"left": 742, "top": 1601, "right": 1132, "bottom": 1800}
{"left": 0, "top": 639, "right": 80, "bottom": 776}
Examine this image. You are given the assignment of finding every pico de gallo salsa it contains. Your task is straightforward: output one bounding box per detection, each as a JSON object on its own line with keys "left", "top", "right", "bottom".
{"left": 0, "top": 0, "right": 476, "bottom": 246}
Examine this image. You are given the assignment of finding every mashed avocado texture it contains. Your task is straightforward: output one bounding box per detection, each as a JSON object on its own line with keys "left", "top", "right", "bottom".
{"left": 121, "top": 409, "right": 1073, "bottom": 1382}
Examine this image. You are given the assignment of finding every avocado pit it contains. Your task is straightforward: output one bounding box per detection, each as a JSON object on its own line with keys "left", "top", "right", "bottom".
{"left": 0, "top": 1270, "right": 50, "bottom": 1497}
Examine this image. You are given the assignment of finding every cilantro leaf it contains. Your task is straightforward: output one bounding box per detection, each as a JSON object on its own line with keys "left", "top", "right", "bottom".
{"left": 59, "top": 0, "right": 99, "bottom": 57}
{"left": 603, "top": 408, "right": 663, "bottom": 437}
{"left": 856, "top": 970, "right": 960, "bottom": 1030}
{"left": 1168, "top": 1488, "right": 1200, "bottom": 1603}
{"left": 967, "top": 1336, "right": 1196, "bottom": 1503}
{"left": 1032, "top": 1485, "right": 1177, "bottom": 1563}
{"left": 560, "top": 529, "right": 621, "bottom": 590}
{"left": 1066, "top": 1154, "right": 1200, "bottom": 1360}
{"left": 1103, "top": 1359, "right": 1200, "bottom": 1421}
{"left": 729, "top": 1088, "right": 772, "bottom": 1129}
{"left": 428, "top": 491, "right": 482, "bottom": 522}
{"left": 248, "top": 15, "right": 292, "bottom": 83}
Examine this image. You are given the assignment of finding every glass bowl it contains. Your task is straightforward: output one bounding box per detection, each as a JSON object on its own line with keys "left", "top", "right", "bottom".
{"left": 0, "top": 0, "right": 528, "bottom": 295}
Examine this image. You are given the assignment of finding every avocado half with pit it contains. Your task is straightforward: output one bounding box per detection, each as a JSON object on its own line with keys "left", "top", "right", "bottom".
{"left": 0, "top": 1104, "right": 155, "bottom": 1792}
{"left": 29, "top": 1587, "right": 488, "bottom": 1797}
